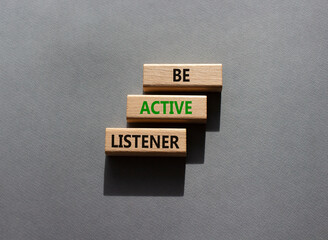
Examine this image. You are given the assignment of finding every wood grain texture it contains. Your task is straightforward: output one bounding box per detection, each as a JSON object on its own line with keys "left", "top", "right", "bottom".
{"left": 143, "top": 64, "right": 222, "bottom": 92}
{"left": 105, "top": 128, "right": 187, "bottom": 157}
{"left": 126, "top": 95, "right": 207, "bottom": 123}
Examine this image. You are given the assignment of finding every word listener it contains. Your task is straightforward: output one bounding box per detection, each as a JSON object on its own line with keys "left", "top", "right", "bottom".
{"left": 111, "top": 134, "right": 180, "bottom": 149}
{"left": 140, "top": 101, "right": 192, "bottom": 115}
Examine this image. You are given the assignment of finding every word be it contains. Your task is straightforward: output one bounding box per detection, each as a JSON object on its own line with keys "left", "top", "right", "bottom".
{"left": 143, "top": 64, "right": 222, "bottom": 92}
{"left": 173, "top": 69, "right": 190, "bottom": 82}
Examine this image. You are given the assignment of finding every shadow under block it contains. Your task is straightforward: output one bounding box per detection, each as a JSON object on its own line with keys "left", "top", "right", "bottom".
{"left": 105, "top": 128, "right": 187, "bottom": 157}
{"left": 143, "top": 64, "right": 222, "bottom": 92}
{"left": 126, "top": 95, "right": 207, "bottom": 123}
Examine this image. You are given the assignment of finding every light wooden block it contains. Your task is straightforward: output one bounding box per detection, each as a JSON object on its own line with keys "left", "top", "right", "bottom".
{"left": 143, "top": 64, "right": 222, "bottom": 92}
{"left": 126, "top": 95, "right": 207, "bottom": 123}
{"left": 105, "top": 128, "right": 187, "bottom": 157}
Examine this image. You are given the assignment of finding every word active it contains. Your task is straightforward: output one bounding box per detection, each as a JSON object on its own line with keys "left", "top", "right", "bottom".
{"left": 127, "top": 95, "right": 207, "bottom": 123}
{"left": 140, "top": 100, "right": 192, "bottom": 115}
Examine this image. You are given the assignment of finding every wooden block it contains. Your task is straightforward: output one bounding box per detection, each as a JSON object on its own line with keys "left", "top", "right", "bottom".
{"left": 143, "top": 64, "right": 222, "bottom": 92}
{"left": 105, "top": 128, "right": 187, "bottom": 157}
{"left": 126, "top": 95, "right": 207, "bottom": 123}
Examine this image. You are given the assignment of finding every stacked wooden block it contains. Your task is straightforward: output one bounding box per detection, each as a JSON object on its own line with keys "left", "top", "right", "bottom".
{"left": 105, "top": 64, "right": 222, "bottom": 157}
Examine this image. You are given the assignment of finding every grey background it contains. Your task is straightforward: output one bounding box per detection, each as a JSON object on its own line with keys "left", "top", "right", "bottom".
{"left": 1, "top": 0, "right": 328, "bottom": 239}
